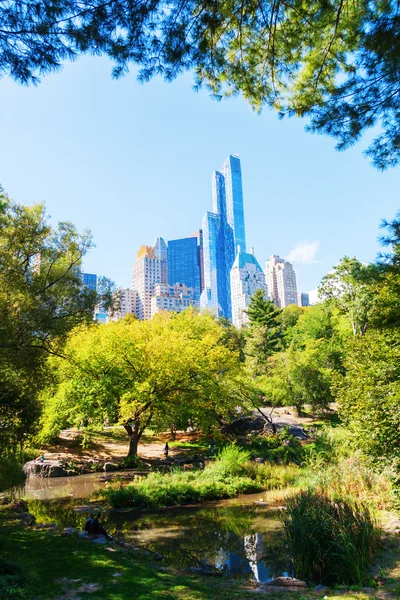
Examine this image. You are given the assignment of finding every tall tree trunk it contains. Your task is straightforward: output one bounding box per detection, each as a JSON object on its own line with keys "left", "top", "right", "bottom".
{"left": 124, "top": 420, "right": 141, "bottom": 457}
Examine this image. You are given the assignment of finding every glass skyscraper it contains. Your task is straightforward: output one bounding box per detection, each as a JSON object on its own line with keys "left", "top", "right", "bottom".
{"left": 82, "top": 272, "right": 97, "bottom": 292}
{"left": 168, "top": 237, "right": 201, "bottom": 301}
{"left": 201, "top": 155, "right": 246, "bottom": 319}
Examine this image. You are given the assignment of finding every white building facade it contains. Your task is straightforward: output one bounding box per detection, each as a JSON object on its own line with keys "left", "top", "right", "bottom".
{"left": 108, "top": 288, "right": 139, "bottom": 321}
{"left": 132, "top": 245, "right": 161, "bottom": 320}
{"left": 151, "top": 283, "right": 196, "bottom": 317}
{"left": 265, "top": 255, "right": 298, "bottom": 308}
{"left": 230, "top": 247, "right": 267, "bottom": 328}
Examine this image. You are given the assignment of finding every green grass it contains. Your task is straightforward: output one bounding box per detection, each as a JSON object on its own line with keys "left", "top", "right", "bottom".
{"left": 99, "top": 445, "right": 303, "bottom": 509}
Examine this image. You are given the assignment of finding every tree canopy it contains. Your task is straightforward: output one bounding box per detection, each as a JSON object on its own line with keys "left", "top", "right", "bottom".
{"left": 1, "top": 1, "right": 399, "bottom": 168}
{"left": 0, "top": 191, "right": 113, "bottom": 451}
{"left": 41, "top": 310, "right": 254, "bottom": 455}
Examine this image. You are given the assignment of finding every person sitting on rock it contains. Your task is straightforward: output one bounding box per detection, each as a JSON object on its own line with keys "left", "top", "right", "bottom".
{"left": 84, "top": 514, "right": 95, "bottom": 534}
{"left": 93, "top": 513, "right": 112, "bottom": 540}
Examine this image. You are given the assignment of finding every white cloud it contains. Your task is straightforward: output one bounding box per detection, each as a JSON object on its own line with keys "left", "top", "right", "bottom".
{"left": 286, "top": 241, "right": 319, "bottom": 264}
{"left": 308, "top": 288, "right": 320, "bottom": 305}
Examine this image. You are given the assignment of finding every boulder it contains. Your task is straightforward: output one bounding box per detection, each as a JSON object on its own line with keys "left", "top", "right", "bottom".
{"left": 23, "top": 460, "right": 74, "bottom": 478}
{"left": 104, "top": 462, "right": 120, "bottom": 472}
{"left": 91, "top": 536, "right": 107, "bottom": 544}
{"left": 62, "top": 527, "right": 78, "bottom": 536}
{"left": 78, "top": 531, "right": 89, "bottom": 539}
{"left": 19, "top": 512, "right": 36, "bottom": 526}
{"left": 221, "top": 415, "right": 265, "bottom": 435}
{"left": 153, "top": 552, "right": 163, "bottom": 561}
{"left": 269, "top": 577, "right": 306, "bottom": 588}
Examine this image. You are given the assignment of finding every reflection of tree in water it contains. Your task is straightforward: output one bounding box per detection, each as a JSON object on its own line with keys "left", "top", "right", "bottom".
{"left": 27, "top": 499, "right": 293, "bottom": 581}
{"left": 112, "top": 504, "right": 292, "bottom": 580}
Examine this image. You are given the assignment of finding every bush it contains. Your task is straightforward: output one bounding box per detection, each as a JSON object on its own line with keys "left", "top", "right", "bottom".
{"left": 282, "top": 489, "right": 378, "bottom": 585}
{"left": 0, "top": 455, "right": 26, "bottom": 492}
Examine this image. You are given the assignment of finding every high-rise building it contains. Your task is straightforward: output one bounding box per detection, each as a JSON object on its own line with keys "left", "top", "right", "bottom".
{"left": 265, "top": 255, "right": 298, "bottom": 308}
{"left": 220, "top": 155, "right": 246, "bottom": 253}
{"left": 201, "top": 154, "right": 245, "bottom": 318}
{"left": 81, "top": 272, "right": 97, "bottom": 292}
{"left": 132, "top": 245, "right": 161, "bottom": 320}
{"left": 189, "top": 229, "right": 205, "bottom": 293}
{"left": 153, "top": 237, "right": 168, "bottom": 284}
{"left": 168, "top": 236, "right": 201, "bottom": 302}
{"left": 200, "top": 212, "right": 219, "bottom": 313}
{"left": 230, "top": 247, "right": 267, "bottom": 328}
{"left": 151, "top": 283, "right": 196, "bottom": 317}
{"left": 108, "top": 288, "right": 139, "bottom": 321}
{"left": 297, "top": 292, "right": 310, "bottom": 307}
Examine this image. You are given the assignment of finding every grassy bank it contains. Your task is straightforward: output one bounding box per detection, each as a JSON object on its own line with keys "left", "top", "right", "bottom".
{"left": 99, "top": 446, "right": 300, "bottom": 508}
{"left": 0, "top": 504, "right": 394, "bottom": 600}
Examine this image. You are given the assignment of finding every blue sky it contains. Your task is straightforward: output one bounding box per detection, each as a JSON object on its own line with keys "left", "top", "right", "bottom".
{"left": 0, "top": 55, "right": 398, "bottom": 298}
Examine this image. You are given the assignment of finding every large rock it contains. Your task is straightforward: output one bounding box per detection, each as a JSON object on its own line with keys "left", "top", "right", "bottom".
{"left": 104, "top": 462, "right": 120, "bottom": 472}
{"left": 221, "top": 415, "right": 265, "bottom": 435}
{"left": 269, "top": 577, "right": 307, "bottom": 588}
{"left": 23, "top": 460, "right": 76, "bottom": 478}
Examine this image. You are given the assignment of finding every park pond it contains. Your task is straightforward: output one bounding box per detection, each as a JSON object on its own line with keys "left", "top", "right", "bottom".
{"left": 12, "top": 472, "right": 293, "bottom": 584}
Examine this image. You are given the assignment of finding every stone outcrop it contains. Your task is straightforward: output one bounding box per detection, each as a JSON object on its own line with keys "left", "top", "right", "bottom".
{"left": 23, "top": 460, "right": 77, "bottom": 478}
{"left": 103, "top": 462, "right": 120, "bottom": 472}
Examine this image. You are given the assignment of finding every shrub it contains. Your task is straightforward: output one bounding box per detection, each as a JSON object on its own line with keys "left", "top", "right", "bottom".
{"left": 282, "top": 489, "right": 378, "bottom": 585}
{"left": 0, "top": 455, "right": 26, "bottom": 492}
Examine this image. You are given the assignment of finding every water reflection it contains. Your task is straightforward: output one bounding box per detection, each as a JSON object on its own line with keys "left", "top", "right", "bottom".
{"left": 12, "top": 471, "right": 137, "bottom": 501}
{"left": 23, "top": 484, "right": 293, "bottom": 584}
{"left": 109, "top": 501, "right": 293, "bottom": 583}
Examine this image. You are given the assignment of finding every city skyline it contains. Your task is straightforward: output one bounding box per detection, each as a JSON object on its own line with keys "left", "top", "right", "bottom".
{"left": 105, "top": 154, "right": 305, "bottom": 325}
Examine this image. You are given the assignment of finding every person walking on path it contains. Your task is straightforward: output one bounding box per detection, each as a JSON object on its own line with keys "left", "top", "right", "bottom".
{"left": 209, "top": 439, "right": 215, "bottom": 455}
{"left": 164, "top": 442, "right": 169, "bottom": 459}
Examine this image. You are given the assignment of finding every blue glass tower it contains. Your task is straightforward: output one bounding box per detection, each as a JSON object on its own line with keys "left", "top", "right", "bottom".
{"left": 168, "top": 237, "right": 201, "bottom": 301}
{"left": 82, "top": 272, "right": 97, "bottom": 292}
{"left": 201, "top": 155, "right": 245, "bottom": 319}
{"left": 220, "top": 155, "right": 246, "bottom": 253}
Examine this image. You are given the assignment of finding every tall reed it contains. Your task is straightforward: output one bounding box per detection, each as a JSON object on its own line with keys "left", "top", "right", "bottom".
{"left": 282, "top": 489, "right": 378, "bottom": 585}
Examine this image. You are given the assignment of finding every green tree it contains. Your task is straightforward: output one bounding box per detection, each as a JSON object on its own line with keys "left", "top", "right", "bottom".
{"left": 280, "top": 304, "right": 304, "bottom": 347}
{"left": 245, "top": 290, "right": 282, "bottom": 375}
{"left": 260, "top": 343, "right": 334, "bottom": 416}
{"left": 1, "top": 1, "right": 399, "bottom": 167}
{"left": 0, "top": 192, "right": 114, "bottom": 453}
{"left": 337, "top": 329, "right": 400, "bottom": 466}
{"left": 42, "top": 310, "right": 251, "bottom": 456}
{"left": 319, "top": 257, "right": 377, "bottom": 337}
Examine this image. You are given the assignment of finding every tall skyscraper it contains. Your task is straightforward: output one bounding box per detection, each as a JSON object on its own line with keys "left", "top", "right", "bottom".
{"left": 189, "top": 229, "right": 205, "bottom": 293}
{"left": 132, "top": 245, "right": 161, "bottom": 320}
{"left": 153, "top": 237, "right": 168, "bottom": 284}
{"left": 230, "top": 247, "right": 267, "bottom": 328}
{"left": 220, "top": 155, "right": 246, "bottom": 253}
{"left": 201, "top": 154, "right": 245, "bottom": 318}
{"left": 200, "top": 212, "right": 219, "bottom": 313}
{"left": 265, "top": 255, "right": 298, "bottom": 308}
{"left": 81, "top": 272, "right": 97, "bottom": 292}
{"left": 168, "top": 236, "right": 201, "bottom": 302}
{"left": 297, "top": 292, "right": 310, "bottom": 307}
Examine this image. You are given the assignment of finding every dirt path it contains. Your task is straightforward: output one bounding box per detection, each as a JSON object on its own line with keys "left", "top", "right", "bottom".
{"left": 40, "top": 428, "right": 202, "bottom": 463}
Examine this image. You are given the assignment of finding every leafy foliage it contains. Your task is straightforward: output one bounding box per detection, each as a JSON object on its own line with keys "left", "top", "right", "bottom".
{"left": 337, "top": 329, "right": 400, "bottom": 467}
{"left": 0, "top": 192, "right": 112, "bottom": 455}
{"left": 42, "top": 310, "right": 253, "bottom": 455}
{"left": 245, "top": 290, "right": 282, "bottom": 375}
{"left": 1, "top": 1, "right": 399, "bottom": 167}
